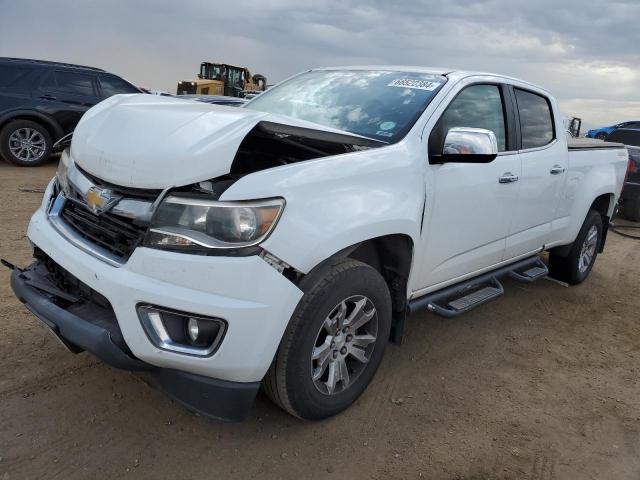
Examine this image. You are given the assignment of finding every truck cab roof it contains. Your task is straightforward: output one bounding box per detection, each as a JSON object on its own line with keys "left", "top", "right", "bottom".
{"left": 311, "top": 65, "right": 552, "bottom": 95}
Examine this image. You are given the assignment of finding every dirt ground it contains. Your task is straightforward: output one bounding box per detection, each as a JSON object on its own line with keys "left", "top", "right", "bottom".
{"left": 0, "top": 159, "right": 639, "bottom": 480}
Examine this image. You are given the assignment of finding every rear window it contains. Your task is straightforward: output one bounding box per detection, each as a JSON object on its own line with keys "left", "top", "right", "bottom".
{"left": 0, "top": 65, "right": 30, "bottom": 88}
{"left": 99, "top": 75, "right": 140, "bottom": 97}
{"left": 514, "top": 88, "right": 555, "bottom": 149}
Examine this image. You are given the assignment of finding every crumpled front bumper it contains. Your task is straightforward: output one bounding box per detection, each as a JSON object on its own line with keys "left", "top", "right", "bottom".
{"left": 9, "top": 191, "right": 304, "bottom": 420}
{"left": 25, "top": 206, "right": 303, "bottom": 383}
{"left": 10, "top": 262, "right": 260, "bottom": 421}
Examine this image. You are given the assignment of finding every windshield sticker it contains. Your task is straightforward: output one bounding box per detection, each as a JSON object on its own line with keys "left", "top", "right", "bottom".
{"left": 376, "top": 130, "right": 394, "bottom": 138}
{"left": 379, "top": 121, "right": 396, "bottom": 131}
{"left": 388, "top": 78, "right": 441, "bottom": 91}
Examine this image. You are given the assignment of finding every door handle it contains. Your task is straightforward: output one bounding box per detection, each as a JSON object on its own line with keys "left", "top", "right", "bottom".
{"left": 40, "top": 94, "right": 57, "bottom": 101}
{"left": 550, "top": 165, "right": 566, "bottom": 175}
{"left": 499, "top": 172, "right": 519, "bottom": 184}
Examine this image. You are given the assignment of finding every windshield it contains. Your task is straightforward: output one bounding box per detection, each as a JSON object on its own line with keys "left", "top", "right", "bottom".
{"left": 245, "top": 69, "right": 446, "bottom": 142}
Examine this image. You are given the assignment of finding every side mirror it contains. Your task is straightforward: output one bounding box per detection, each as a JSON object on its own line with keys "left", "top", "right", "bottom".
{"left": 441, "top": 127, "right": 498, "bottom": 163}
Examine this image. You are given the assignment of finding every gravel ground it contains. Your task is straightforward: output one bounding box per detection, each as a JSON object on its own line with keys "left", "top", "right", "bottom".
{"left": 0, "top": 160, "right": 639, "bottom": 480}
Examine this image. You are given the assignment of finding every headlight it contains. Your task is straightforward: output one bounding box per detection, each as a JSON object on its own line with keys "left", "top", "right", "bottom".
{"left": 144, "top": 196, "right": 285, "bottom": 251}
{"left": 56, "top": 149, "right": 71, "bottom": 195}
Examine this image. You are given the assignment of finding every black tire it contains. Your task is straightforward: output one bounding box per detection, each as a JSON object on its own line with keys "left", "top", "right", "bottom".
{"left": 0, "top": 120, "right": 52, "bottom": 166}
{"left": 549, "top": 210, "right": 603, "bottom": 285}
{"left": 596, "top": 132, "right": 607, "bottom": 141}
{"left": 263, "top": 258, "right": 392, "bottom": 420}
{"left": 622, "top": 197, "right": 640, "bottom": 222}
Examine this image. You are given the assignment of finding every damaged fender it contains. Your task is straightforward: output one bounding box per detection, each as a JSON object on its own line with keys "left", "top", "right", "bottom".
{"left": 220, "top": 136, "right": 426, "bottom": 275}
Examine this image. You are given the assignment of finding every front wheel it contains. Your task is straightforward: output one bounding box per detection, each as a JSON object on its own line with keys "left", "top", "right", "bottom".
{"left": 596, "top": 132, "right": 607, "bottom": 141}
{"left": 263, "top": 258, "right": 392, "bottom": 420}
{"left": 549, "top": 210, "right": 603, "bottom": 285}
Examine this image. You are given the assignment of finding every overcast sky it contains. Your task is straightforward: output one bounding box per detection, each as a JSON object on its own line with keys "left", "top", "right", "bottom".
{"left": 1, "top": 0, "right": 639, "bottom": 129}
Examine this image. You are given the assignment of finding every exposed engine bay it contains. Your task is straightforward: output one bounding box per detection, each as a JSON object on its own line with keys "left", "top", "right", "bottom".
{"left": 229, "top": 121, "right": 385, "bottom": 175}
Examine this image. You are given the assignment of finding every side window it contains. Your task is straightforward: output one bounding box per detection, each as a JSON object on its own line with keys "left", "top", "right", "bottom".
{"left": 626, "top": 122, "right": 640, "bottom": 129}
{"left": 98, "top": 75, "right": 140, "bottom": 97}
{"left": 437, "top": 84, "right": 507, "bottom": 152}
{"left": 52, "top": 71, "right": 96, "bottom": 97}
{"left": 514, "top": 88, "right": 554, "bottom": 149}
{"left": 0, "top": 66, "right": 30, "bottom": 88}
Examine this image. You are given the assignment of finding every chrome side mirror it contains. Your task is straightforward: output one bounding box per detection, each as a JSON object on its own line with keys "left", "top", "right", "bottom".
{"left": 442, "top": 127, "right": 498, "bottom": 163}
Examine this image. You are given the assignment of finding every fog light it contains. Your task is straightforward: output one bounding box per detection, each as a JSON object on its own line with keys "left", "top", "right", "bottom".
{"left": 187, "top": 317, "right": 199, "bottom": 342}
{"left": 137, "top": 304, "right": 226, "bottom": 356}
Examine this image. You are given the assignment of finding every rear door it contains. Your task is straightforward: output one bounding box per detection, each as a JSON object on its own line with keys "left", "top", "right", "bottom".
{"left": 504, "top": 87, "right": 567, "bottom": 259}
{"left": 37, "top": 69, "right": 100, "bottom": 131}
{"left": 414, "top": 82, "right": 521, "bottom": 290}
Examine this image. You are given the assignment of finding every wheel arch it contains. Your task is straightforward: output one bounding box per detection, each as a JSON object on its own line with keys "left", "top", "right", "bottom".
{"left": 551, "top": 192, "right": 615, "bottom": 257}
{"left": 589, "top": 192, "right": 615, "bottom": 253}
{"left": 300, "top": 233, "right": 414, "bottom": 344}
{"left": 0, "top": 110, "right": 64, "bottom": 142}
{"left": 589, "top": 192, "right": 616, "bottom": 218}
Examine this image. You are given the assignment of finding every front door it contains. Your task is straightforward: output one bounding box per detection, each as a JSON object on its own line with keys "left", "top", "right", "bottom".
{"left": 413, "top": 83, "right": 521, "bottom": 292}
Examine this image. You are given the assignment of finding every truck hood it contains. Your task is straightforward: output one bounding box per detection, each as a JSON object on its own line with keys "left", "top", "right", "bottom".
{"left": 70, "top": 94, "right": 372, "bottom": 189}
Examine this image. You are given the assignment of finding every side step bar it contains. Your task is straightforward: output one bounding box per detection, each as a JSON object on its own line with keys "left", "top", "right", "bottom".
{"left": 409, "top": 256, "right": 548, "bottom": 318}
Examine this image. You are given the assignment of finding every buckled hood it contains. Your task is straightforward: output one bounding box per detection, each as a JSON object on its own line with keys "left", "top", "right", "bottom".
{"left": 70, "top": 94, "right": 362, "bottom": 189}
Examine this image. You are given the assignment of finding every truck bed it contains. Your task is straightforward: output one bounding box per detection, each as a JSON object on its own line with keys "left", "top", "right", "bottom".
{"left": 568, "top": 137, "right": 625, "bottom": 150}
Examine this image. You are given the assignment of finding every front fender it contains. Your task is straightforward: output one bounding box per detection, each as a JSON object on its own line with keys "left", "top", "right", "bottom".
{"left": 220, "top": 141, "right": 424, "bottom": 273}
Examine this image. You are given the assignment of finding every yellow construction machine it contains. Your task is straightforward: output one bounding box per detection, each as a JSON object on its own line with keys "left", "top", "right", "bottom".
{"left": 176, "top": 62, "right": 267, "bottom": 97}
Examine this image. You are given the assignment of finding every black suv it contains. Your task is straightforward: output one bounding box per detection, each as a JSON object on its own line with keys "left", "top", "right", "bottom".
{"left": 0, "top": 57, "right": 141, "bottom": 166}
{"left": 607, "top": 128, "right": 640, "bottom": 221}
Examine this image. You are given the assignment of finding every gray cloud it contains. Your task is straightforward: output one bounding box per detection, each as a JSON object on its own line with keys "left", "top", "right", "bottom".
{"left": 1, "top": 0, "right": 638, "bottom": 128}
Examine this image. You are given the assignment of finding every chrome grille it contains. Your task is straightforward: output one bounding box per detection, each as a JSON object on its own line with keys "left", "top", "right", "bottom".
{"left": 60, "top": 199, "right": 147, "bottom": 259}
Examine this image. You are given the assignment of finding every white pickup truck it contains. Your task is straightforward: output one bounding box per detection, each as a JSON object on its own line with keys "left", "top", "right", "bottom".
{"left": 8, "top": 67, "right": 629, "bottom": 421}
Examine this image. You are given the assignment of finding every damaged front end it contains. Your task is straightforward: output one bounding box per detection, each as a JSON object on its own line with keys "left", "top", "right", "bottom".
{"left": 69, "top": 93, "right": 385, "bottom": 190}
{"left": 48, "top": 114, "right": 385, "bottom": 272}
{"left": 49, "top": 93, "right": 387, "bottom": 268}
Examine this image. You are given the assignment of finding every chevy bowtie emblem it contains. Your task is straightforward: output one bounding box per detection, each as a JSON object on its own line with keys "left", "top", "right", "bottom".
{"left": 85, "top": 187, "right": 121, "bottom": 214}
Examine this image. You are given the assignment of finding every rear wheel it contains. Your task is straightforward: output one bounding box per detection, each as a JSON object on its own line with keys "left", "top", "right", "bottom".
{"left": 263, "top": 258, "right": 392, "bottom": 420}
{"left": 0, "top": 120, "right": 52, "bottom": 166}
{"left": 549, "top": 210, "right": 603, "bottom": 285}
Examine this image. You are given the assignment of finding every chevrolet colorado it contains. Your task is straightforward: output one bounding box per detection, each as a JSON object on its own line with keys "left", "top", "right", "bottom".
{"left": 8, "top": 67, "right": 629, "bottom": 421}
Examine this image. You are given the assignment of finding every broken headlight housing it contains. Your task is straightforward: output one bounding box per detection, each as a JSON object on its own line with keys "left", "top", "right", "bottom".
{"left": 55, "top": 149, "right": 72, "bottom": 195}
{"left": 144, "top": 196, "right": 285, "bottom": 252}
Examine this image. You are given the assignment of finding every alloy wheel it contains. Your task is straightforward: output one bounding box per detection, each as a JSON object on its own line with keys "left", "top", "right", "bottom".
{"left": 8, "top": 128, "right": 47, "bottom": 163}
{"left": 578, "top": 225, "right": 598, "bottom": 273}
{"left": 310, "top": 295, "right": 378, "bottom": 395}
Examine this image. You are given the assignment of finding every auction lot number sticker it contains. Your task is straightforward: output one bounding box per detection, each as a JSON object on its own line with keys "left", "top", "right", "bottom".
{"left": 388, "top": 78, "right": 441, "bottom": 91}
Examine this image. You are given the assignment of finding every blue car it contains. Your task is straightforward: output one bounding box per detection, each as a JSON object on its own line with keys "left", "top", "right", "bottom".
{"left": 587, "top": 120, "right": 640, "bottom": 140}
